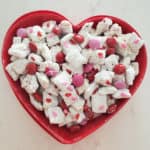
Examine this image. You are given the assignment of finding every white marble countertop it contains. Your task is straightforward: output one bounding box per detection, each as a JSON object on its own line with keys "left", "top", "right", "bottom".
{"left": 0, "top": 0, "right": 150, "bottom": 149}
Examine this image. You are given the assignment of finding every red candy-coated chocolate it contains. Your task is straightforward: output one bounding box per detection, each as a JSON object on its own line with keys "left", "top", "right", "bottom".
{"left": 106, "top": 47, "right": 115, "bottom": 55}
{"left": 73, "top": 34, "right": 84, "bottom": 44}
{"left": 106, "top": 37, "right": 117, "bottom": 48}
{"left": 29, "top": 42, "right": 38, "bottom": 53}
{"left": 56, "top": 52, "right": 65, "bottom": 63}
{"left": 113, "top": 64, "right": 126, "bottom": 74}
{"left": 25, "top": 62, "right": 38, "bottom": 74}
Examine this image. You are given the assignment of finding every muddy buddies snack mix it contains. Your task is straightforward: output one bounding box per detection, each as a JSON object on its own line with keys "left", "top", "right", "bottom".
{"left": 6, "top": 18, "right": 144, "bottom": 131}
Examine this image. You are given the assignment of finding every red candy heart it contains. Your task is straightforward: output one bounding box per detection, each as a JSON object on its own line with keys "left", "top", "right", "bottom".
{"left": 2, "top": 10, "right": 147, "bottom": 144}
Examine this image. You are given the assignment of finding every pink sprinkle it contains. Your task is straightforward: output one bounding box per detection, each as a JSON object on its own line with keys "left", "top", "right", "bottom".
{"left": 52, "top": 111, "right": 57, "bottom": 117}
{"left": 114, "top": 80, "right": 126, "bottom": 89}
{"left": 48, "top": 33, "right": 54, "bottom": 38}
{"left": 72, "top": 74, "right": 84, "bottom": 87}
{"left": 83, "top": 63, "right": 93, "bottom": 73}
{"left": 64, "top": 41, "right": 69, "bottom": 48}
{"left": 134, "top": 39, "right": 139, "bottom": 44}
{"left": 28, "top": 27, "right": 33, "bottom": 33}
{"left": 71, "top": 96, "right": 77, "bottom": 101}
{"left": 67, "top": 85, "right": 73, "bottom": 91}
{"left": 88, "top": 39, "right": 100, "bottom": 50}
{"left": 62, "top": 82, "right": 68, "bottom": 86}
{"left": 121, "top": 43, "right": 127, "bottom": 49}
{"left": 99, "top": 105, "right": 105, "bottom": 111}
{"left": 121, "top": 92, "right": 130, "bottom": 98}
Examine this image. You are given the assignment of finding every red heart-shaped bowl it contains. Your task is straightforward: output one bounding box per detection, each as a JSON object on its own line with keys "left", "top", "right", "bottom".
{"left": 1, "top": 10, "right": 147, "bottom": 144}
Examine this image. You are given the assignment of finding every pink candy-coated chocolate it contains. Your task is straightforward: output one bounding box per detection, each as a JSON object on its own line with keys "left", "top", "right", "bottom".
{"left": 114, "top": 80, "right": 126, "bottom": 89}
{"left": 72, "top": 74, "right": 84, "bottom": 87}
{"left": 83, "top": 63, "right": 93, "bottom": 73}
{"left": 88, "top": 39, "right": 100, "bottom": 50}
{"left": 16, "top": 28, "right": 27, "bottom": 38}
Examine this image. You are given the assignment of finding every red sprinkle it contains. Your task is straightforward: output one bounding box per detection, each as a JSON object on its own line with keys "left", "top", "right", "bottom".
{"left": 73, "top": 34, "right": 84, "bottom": 44}
{"left": 75, "top": 113, "right": 80, "bottom": 120}
{"left": 107, "top": 104, "right": 117, "bottom": 114}
{"left": 25, "top": 62, "right": 38, "bottom": 75}
{"left": 32, "top": 92, "right": 42, "bottom": 102}
{"left": 37, "top": 31, "right": 42, "bottom": 37}
{"left": 69, "top": 125, "right": 81, "bottom": 132}
{"left": 98, "top": 52, "right": 103, "bottom": 58}
{"left": 106, "top": 80, "right": 111, "bottom": 85}
{"left": 65, "top": 93, "right": 72, "bottom": 97}
{"left": 56, "top": 52, "right": 65, "bottom": 63}
{"left": 113, "top": 64, "right": 126, "bottom": 74}
{"left": 46, "top": 98, "right": 52, "bottom": 103}
{"left": 106, "top": 37, "right": 117, "bottom": 48}
{"left": 66, "top": 69, "right": 72, "bottom": 74}
{"left": 106, "top": 47, "right": 115, "bottom": 55}
{"left": 29, "top": 42, "right": 38, "bottom": 53}
{"left": 52, "top": 27, "right": 62, "bottom": 36}
{"left": 92, "top": 87, "right": 99, "bottom": 94}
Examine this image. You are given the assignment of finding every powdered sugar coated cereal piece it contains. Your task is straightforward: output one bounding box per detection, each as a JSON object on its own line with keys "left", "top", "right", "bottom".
{"left": 38, "top": 61, "right": 60, "bottom": 72}
{"left": 91, "top": 93, "right": 108, "bottom": 113}
{"left": 103, "top": 54, "right": 119, "bottom": 71}
{"left": 98, "top": 86, "right": 117, "bottom": 95}
{"left": 42, "top": 20, "right": 56, "bottom": 33}
{"left": 95, "top": 18, "right": 112, "bottom": 35}
{"left": 13, "top": 37, "right": 22, "bottom": 44}
{"left": 131, "top": 62, "right": 139, "bottom": 76}
{"left": 5, "top": 63, "right": 19, "bottom": 81}
{"left": 28, "top": 53, "right": 43, "bottom": 65}
{"left": 11, "top": 59, "right": 29, "bottom": 75}
{"left": 51, "top": 71, "right": 72, "bottom": 90}
{"left": 29, "top": 95, "right": 43, "bottom": 111}
{"left": 46, "top": 32, "right": 60, "bottom": 47}
{"left": 48, "top": 107, "right": 65, "bottom": 124}
{"left": 59, "top": 20, "right": 73, "bottom": 34}
{"left": 113, "top": 89, "right": 131, "bottom": 99}
{"left": 36, "top": 72, "right": 50, "bottom": 89}
{"left": 27, "top": 26, "right": 46, "bottom": 42}
{"left": 105, "top": 23, "right": 122, "bottom": 36}
{"left": 84, "top": 82, "right": 98, "bottom": 99}
{"left": 43, "top": 91, "right": 58, "bottom": 109}
{"left": 8, "top": 43, "right": 30, "bottom": 58}
{"left": 95, "top": 70, "right": 114, "bottom": 86}
{"left": 126, "top": 65, "right": 136, "bottom": 86}
{"left": 21, "top": 75, "right": 39, "bottom": 94}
